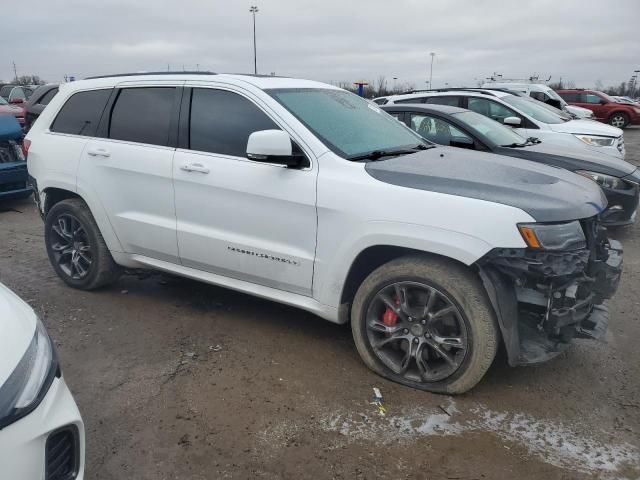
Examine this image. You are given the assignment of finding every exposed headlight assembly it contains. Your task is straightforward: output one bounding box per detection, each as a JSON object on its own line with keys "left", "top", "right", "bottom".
{"left": 574, "top": 135, "right": 616, "bottom": 147}
{"left": 0, "top": 317, "right": 58, "bottom": 430}
{"left": 518, "top": 221, "right": 586, "bottom": 251}
{"left": 575, "top": 170, "right": 628, "bottom": 190}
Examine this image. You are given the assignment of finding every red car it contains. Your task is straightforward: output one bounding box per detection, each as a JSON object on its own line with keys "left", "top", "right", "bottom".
{"left": 556, "top": 89, "right": 640, "bottom": 129}
{"left": 0, "top": 96, "right": 25, "bottom": 128}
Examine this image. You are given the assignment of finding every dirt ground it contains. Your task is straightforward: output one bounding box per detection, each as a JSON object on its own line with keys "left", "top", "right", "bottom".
{"left": 2, "top": 128, "right": 640, "bottom": 480}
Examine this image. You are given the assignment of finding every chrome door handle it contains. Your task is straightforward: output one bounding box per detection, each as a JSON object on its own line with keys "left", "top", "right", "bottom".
{"left": 180, "top": 163, "right": 210, "bottom": 174}
{"left": 87, "top": 148, "right": 110, "bottom": 158}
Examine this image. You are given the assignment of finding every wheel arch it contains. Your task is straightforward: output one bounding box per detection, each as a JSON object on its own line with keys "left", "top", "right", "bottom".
{"left": 337, "top": 245, "right": 481, "bottom": 324}
{"left": 41, "top": 185, "right": 124, "bottom": 254}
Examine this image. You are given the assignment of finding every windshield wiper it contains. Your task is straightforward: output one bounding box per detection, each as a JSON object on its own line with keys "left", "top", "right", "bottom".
{"left": 501, "top": 137, "right": 541, "bottom": 149}
{"left": 349, "top": 144, "right": 434, "bottom": 161}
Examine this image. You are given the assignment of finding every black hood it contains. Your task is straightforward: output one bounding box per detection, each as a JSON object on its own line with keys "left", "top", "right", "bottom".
{"left": 365, "top": 147, "right": 607, "bottom": 222}
{"left": 495, "top": 142, "right": 635, "bottom": 178}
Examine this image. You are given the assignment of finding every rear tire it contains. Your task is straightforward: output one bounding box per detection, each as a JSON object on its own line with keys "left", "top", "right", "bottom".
{"left": 45, "top": 198, "right": 121, "bottom": 290}
{"left": 608, "top": 112, "right": 629, "bottom": 129}
{"left": 351, "top": 255, "right": 498, "bottom": 394}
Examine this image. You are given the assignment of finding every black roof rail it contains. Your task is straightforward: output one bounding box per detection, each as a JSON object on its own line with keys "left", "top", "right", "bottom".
{"left": 84, "top": 71, "right": 217, "bottom": 80}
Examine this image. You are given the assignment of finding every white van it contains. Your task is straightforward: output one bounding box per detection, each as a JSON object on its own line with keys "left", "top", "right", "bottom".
{"left": 482, "top": 82, "right": 595, "bottom": 119}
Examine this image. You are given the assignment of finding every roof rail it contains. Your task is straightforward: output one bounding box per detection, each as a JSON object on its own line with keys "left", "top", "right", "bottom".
{"left": 84, "top": 71, "right": 217, "bottom": 80}
{"left": 402, "top": 87, "right": 499, "bottom": 97}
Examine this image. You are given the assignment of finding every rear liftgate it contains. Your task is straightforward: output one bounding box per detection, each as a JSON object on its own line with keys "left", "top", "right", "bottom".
{"left": 477, "top": 217, "right": 622, "bottom": 366}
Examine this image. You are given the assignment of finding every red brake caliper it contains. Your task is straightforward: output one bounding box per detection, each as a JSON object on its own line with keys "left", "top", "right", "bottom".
{"left": 382, "top": 296, "right": 400, "bottom": 336}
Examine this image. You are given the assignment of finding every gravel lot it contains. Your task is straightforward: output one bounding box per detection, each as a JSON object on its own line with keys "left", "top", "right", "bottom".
{"left": 1, "top": 127, "right": 640, "bottom": 479}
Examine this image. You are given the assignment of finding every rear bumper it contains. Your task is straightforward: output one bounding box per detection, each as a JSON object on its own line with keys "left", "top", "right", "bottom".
{"left": 478, "top": 223, "right": 622, "bottom": 366}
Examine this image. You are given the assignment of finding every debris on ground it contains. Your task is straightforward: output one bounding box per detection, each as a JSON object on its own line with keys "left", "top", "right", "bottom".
{"left": 371, "top": 387, "right": 387, "bottom": 416}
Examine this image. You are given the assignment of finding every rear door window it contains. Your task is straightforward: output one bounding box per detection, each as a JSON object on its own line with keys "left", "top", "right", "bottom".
{"left": 108, "top": 87, "right": 175, "bottom": 146}
{"left": 189, "top": 88, "right": 279, "bottom": 157}
{"left": 50, "top": 89, "right": 111, "bottom": 136}
{"left": 38, "top": 88, "right": 58, "bottom": 106}
{"left": 559, "top": 92, "right": 579, "bottom": 102}
{"left": 424, "top": 96, "right": 460, "bottom": 107}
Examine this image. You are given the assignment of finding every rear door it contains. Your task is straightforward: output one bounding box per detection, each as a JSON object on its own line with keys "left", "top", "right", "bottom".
{"left": 77, "top": 84, "right": 181, "bottom": 263}
{"left": 172, "top": 86, "right": 318, "bottom": 296}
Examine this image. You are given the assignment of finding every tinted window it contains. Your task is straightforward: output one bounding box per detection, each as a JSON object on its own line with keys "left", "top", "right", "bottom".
{"left": 38, "top": 88, "right": 58, "bottom": 106}
{"left": 424, "top": 96, "right": 460, "bottom": 107}
{"left": 51, "top": 89, "right": 111, "bottom": 136}
{"left": 409, "top": 113, "right": 471, "bottom": 146}
{"left": 109, "top": 88, "right": 174, "bottom": 146}
{"left": 394, "top": 97, "right": 425, "bottom": 104}
{"left": 0, "top": 86, "right": 13, "bottom": 99}
{"left": 559, "top": 92, "right": 579, "bottom": 102}
{"left": 189, "top": 89, "right": 279, "bottom": 157}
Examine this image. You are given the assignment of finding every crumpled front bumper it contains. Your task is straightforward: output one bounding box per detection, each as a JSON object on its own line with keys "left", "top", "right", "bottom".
{"left": 477, "top": 219, "right": 623, "bottom": 366}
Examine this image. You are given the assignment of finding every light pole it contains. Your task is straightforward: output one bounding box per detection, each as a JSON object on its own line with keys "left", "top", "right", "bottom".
{"left": 250, "top": 6, "right": 259, "bottom": 75}
{"left": 393, "top": 77, "right": 398, "bottom": 92}
{"left": 429, "top": 52, "right": 435, "bottom": 89}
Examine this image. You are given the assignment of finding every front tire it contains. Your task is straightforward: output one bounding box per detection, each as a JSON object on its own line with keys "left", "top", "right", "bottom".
{"left": 351, "top": 255, "right": 499, "bottom": 394}
{"left": 608, "top": 112, "right": 629, "bottom": 129}
{"left": 45, "top": 198, "right": 121, "bottom": 290}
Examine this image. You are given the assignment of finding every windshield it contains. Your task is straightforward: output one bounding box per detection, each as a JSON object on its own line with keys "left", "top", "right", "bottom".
{"left": 0, "top": 97, "right": 7, "bottom": 105}
{"left": 502, "top": 95, "right": 567, "bottom": 124}
{"left": 268, "top": 88, "right": 425, "bottom": 159}
{"left": 453, "top": 111, "right": 526, "bottom": 146}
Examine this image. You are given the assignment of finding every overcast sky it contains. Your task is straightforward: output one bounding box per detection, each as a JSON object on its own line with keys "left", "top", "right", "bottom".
{"left": 2, "top": 0, "right": 639, "bottom": 89}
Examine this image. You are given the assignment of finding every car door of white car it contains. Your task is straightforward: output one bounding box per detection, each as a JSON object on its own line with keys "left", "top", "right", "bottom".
{"left": 172, "top": 86, "right": 317, "bottom": 296}
{"left": 77, "top": 84, "right": 181, "bottom": 263}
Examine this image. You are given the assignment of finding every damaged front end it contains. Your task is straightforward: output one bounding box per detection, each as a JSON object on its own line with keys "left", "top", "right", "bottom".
{"left": 477, "top": 217, "right": 622, "bottom": 366}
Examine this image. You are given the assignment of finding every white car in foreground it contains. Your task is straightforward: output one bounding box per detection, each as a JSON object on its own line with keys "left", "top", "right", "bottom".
{"left": 384, "top": 89, "right": 625, "bottom": 160}
{"left": 0, "top": 282, "right": 84, "bottom": 479}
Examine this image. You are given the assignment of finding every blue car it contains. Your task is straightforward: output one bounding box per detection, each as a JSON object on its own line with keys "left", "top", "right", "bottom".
{"left": 0, "top": 115, "right": 31, "bottom": 200}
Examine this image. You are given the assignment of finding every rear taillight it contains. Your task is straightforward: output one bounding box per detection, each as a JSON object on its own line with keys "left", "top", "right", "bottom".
{"left": 22, "top": 139, "right": 31, "bottom": 158}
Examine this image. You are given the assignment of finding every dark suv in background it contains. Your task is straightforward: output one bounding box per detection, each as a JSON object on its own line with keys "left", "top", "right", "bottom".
{"left": 557, "top": 89, "right": 640, "bottom": 129}
{"left": 23, "top": 84, "right": 58, "bottom": 132}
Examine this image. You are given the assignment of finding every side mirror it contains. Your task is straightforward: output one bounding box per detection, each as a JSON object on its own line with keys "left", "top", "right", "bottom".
{"left": 600, "top": 99, "right": 607, "bottom": 105}
{"left": 246, "top": 130, "right": 308, "bottom": 169}
{"left": 450, "top": 136, "right": 474, "bottom": 149}
{"left": 9, "top": 98, "right": 24, "bottom": 105}
{"left": 503, "top": 116, "right": 522, "bottom": 127}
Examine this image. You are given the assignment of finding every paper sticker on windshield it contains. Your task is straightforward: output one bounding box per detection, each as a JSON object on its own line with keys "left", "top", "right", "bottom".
{"left": 368, "top": 104, "right": 381, "bottom": 113}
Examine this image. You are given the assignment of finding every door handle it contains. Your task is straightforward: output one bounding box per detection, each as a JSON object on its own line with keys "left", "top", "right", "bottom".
{"left": 87, "top": 147, "right": 110, "bottom": 158}
{"left": 180, "top": 163, "right": 210, "bottom": 174}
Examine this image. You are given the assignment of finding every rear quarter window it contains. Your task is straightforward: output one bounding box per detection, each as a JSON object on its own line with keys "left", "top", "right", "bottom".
{"left": 50, "top": 89, "right": 111, "bottom": 136}
{"left": 38, "top": 88, "right": 59, "bottom": 106}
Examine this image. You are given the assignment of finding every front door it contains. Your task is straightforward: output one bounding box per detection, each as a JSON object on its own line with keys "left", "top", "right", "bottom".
{"left": 173, "top": 87, "right": 317, "bottom": 296}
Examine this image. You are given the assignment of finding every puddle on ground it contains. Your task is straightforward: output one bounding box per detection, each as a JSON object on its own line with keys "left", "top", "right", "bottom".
{"left": 319, "top": 399, "right": 639, "bottom": 478}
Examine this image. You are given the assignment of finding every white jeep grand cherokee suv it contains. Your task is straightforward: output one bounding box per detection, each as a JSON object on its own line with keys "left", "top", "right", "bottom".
{"left": 26, "top": 73, "right": 622, "bottom": 393}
